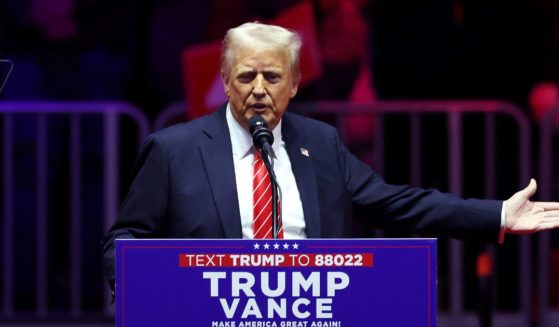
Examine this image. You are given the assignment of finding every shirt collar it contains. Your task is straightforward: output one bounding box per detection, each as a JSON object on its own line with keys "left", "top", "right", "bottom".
{"left": 226, "top": 103, "right": 283, "bottom": 159}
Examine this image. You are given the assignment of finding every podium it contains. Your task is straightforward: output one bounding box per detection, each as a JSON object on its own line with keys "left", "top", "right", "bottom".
{"left": 116, "top": 239, "right": 437, "bottom": 327}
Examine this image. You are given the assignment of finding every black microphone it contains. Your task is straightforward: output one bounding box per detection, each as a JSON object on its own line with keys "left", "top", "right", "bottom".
{"left": 248, "top": 115, "right": 274, "bottom": 155}
{"left": 0, "top": 59, "right": 14, "bottom": 94}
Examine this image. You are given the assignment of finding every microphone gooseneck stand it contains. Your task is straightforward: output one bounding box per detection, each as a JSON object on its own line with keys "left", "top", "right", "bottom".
{"left": 259, "top": 147, "right": 281, "bottom": 239}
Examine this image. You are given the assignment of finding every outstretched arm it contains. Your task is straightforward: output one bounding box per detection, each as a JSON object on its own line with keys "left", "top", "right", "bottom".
{"left": 504, "top": 179, "right": 559, "bottom": 234}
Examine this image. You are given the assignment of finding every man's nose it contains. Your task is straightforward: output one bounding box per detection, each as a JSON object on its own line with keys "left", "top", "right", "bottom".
{"left": 252, "top": 75, "right": 267, "bottom": 97}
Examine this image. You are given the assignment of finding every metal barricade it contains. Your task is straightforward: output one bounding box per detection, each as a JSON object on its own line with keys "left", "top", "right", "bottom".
{"left": 1, "top": 100, "right": 545, "bottom": 325}
{"left": 538, "top": 103, "right": 559, "bottom": 327}
{"left": 0, "top": 102, "right": 149, "bottom": 323}
{"left": 154, "top": 100, "right": 536, "bottom": 326}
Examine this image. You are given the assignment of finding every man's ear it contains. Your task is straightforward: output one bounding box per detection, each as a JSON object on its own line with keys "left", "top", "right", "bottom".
{"left": 221, "top": 71, "right": 230, "bottom": 97}
{"left": 289, "top": 81, "right": 299, "bottom": 98}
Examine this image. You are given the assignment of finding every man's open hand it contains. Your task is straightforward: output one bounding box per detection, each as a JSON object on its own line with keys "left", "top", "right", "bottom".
{"left": 504, "top": 179, "right": 559, "bottom": 234}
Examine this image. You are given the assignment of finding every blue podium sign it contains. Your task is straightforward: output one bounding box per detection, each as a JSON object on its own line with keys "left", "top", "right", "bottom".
{"left": 116, "top": 239, "right": 437, "bottom": 327}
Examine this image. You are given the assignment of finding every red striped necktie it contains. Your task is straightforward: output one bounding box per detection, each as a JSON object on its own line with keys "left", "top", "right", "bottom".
{"left": 252, "top": 151, "right": 283, "bottom": 239}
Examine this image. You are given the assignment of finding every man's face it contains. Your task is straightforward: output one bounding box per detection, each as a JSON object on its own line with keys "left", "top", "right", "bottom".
{"left": 222, "top": 45, "right": 299, "bottom": 131}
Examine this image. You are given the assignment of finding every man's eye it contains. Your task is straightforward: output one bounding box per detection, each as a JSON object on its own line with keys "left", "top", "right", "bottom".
{"left": 265, "top": 73, "right": 281, "bottom": 83}
{"left": 237, "top": 73, "right": 255, "bottom": 83}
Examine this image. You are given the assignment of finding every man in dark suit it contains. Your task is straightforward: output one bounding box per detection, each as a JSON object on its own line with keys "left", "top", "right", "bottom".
{"left": 102, "top": 22, "right": 559, "bottom": 288}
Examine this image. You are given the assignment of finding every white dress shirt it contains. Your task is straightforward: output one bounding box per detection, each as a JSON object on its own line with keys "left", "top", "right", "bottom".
{"left": 226, "top": 104, "right": 306, "bottom": 239}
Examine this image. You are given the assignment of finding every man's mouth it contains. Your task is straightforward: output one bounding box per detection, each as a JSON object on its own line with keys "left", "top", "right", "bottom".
{"left": 251, "top": 103, "right": 268, "bottom": 111}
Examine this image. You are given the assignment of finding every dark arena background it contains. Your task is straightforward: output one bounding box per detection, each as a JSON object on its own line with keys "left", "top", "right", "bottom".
{"left": 1, "top": 0, "right": 559, "bottom": 326}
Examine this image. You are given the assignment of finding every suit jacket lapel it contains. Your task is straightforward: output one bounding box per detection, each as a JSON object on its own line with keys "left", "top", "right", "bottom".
{"left": 199, "top": 108, "right": 243, "bottom": 238}
{"left": 282, "top": 114, "right": 321, "bottom": 238}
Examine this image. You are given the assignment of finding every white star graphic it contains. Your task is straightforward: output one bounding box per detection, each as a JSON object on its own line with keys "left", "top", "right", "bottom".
{"left": 254, "top": 243, "right": 260, "bottom": 250}
{"left": 273, "top": 243, "right": 280, "bottom": 249}
{"left": 283, "top": 243, "right": 290, "bottom": 250}
{"left": 293, "top": 243, "right": 299, "bottom": 250}
{"left": 263, "top": 243, "right": 270, "bottom": 250}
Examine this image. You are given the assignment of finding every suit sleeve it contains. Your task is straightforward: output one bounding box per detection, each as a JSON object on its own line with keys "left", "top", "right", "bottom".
{"left": 101, "top": 135, "right": 170, "bottom": 287}
{"left": 331, "top": 128, "right": 502, "bottom": 242}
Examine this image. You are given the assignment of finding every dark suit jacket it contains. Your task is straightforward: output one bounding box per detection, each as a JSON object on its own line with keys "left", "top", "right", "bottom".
{"left": 102, "top": 106, "right": 502, "bottom": 285}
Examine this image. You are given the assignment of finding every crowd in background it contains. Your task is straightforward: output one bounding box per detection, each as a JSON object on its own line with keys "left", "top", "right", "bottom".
{"left": 1, "top": 0, "right": 559, "bottom": 118}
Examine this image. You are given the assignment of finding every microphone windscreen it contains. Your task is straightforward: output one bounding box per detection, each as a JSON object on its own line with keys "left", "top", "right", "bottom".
{"left": 248, "top": 115, "right": 274, "bottom": 150}
{"left": 248, "top": 115, "right": 268, "bottom": 135}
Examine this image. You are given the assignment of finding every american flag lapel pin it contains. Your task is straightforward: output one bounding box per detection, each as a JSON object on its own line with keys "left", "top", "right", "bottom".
{"left": 300, "top": 147, "right": 309, "bottom": 157}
